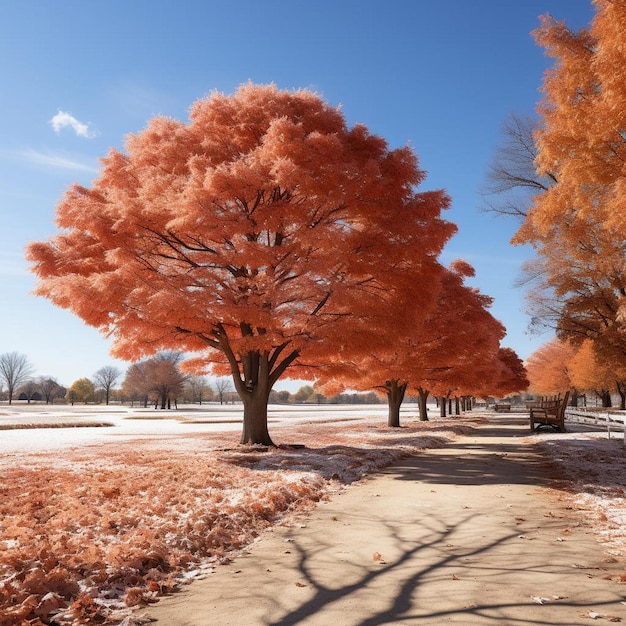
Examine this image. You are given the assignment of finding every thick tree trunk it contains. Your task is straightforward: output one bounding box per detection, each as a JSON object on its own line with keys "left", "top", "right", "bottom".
{"left": 417, "top": 388, "right": 429, "bottom": 421}
{"left": 439, "top": 396, "right": 446, "bottom": 418}
{"left": 241, "top": 387, "right": 273, "bottom": 445}
{"left": 601, "top": 390, "right": 612, "bottom": 408}
{"left": 206, "top": 328, "right": 300, "bottom": 446}
{"left": 455, "top": 397, "right": 460, "bottom": 415}
{"left": 386, "top": 380, "right": 407, "bottom": 428}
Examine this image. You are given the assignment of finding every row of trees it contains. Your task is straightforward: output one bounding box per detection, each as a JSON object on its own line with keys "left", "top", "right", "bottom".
{"left": 63, "top": 359, "right": 229, "bottom": 407}
{"left": 485, "top": 3, "right": 626, "bottom": 407}
{"left": 0, "top": 351, "right": 233, "bottom": 407}
{"left": 526, "top": 338, "right": 626, "bottom": 410}
{"left": 27, "top": 84, "right": 528, "bottom": 444}
{"left": 0, "top": 349, "right": 389, "bottom": 408}
{"left": 0, "top": 351, "right": 127, "bottom": 405}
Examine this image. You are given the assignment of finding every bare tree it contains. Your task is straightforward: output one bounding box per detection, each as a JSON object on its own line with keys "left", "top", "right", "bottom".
{"left": 185, "top": 375, "right": 213, "bottom": 405}
{"left": 481, "top": 112, "right": 556, "bottom": 221}
{"left": 93, "top": 365, "right": 122, "bottom": 405}
{"left": 38, "top": 376, "right": 65, "bottom": 405}
{"left": 214, "top": 377, "right": 233, "bottom": 405}
{"left": 0, "top": 352, "right": 34, "bottom": 404}
{"left": 18, "top": 379, "right": 40, "bottom": 403}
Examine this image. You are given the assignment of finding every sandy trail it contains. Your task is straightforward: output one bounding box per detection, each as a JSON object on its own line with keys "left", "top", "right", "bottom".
{"left": 147, "top": 416, "right": 626, "bottom": 625}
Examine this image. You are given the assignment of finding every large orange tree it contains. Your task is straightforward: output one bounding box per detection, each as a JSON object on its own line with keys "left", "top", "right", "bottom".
{"left": 514, "top": 3, "right": 626, "bottom": 373}
{"left": 27, "top": 84, "right": 453, "bottom": 445}
{"left": 414, "top": 262, "right": 525, "bottom": 415}
{"left": 525, "top": 338, "right": 575, "bottom": 397}
{"left": 315, "top": 260, "right": 527, "bottom": 425}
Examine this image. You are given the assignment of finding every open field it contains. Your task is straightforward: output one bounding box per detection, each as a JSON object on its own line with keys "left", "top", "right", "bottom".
{"left": 0, "top": 405, "right": 625, "bottom": 624}
{"left": 0, "top": 403, "right": 403, "bottom": 453}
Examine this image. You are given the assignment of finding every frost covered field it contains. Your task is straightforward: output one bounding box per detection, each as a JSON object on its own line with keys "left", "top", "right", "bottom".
{"left": 0, "top": 404, "right": 455, "bottom": 625}
{"left": 0, "top": 404, "right": 624, "bottom": 625}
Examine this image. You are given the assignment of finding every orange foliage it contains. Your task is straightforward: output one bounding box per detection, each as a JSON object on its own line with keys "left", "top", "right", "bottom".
{"left": 409, "top": 262, "right": 525, "bottom": 401}
{"left": 513, "top": 3, "right": 626, "bottom": 373}
{"left": 525, "top": 338, "right": 575, "bottom": 395}
{"left": 0, "top": 421, "right": 459, "bottom": 624}
{"left": 314, "top": 259, "right": 527, "bottom": 423}
{"left": 486, "top": 347, "right": 530, "bottom": 399}
{"left": 569, "top": 338, "right": 626, "bottom": 398}
{"left": 27, "top": 83, "right": 454, "bottom": 444}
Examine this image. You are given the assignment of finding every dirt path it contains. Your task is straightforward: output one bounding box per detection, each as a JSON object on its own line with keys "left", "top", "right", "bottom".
{"left": 146, "top": 416, "right": 626, "bottom": 625}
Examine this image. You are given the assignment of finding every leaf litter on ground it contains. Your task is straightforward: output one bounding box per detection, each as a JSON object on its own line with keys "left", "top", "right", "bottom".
{"left": 0, "top": 419, "right": 459, "bottom": 625}
{"left": 1, "top": 414, "right": 625, "bottom": 625}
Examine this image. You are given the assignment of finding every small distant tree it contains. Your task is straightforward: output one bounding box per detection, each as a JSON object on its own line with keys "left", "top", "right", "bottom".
{"left": 93, "top": 365, "right": 122, "bottom": 405}
{"left": 123, "top": 362, "right": 151, "bottom": 407}
{"left": 269, "top": 389, "right": 291, "bottom": 404}
{"left": 68, "top": 378, "right": 96, "bottom": 404}
{"left": 214, "top": 377, "right": 233, "bottom": 405}
{"left": 38, "top": 377, "right": 65, "bottom": 404}
{"left": 185, "top": 375, "right": 213, "bottom": 405}
{"left": 122, "top": 352, "right": 186, "bottom": 409}
{"left": 150, "top": 353, "right": 186, "bottom": 409}
{"left": 18, "top": 379, "right": 40, "bottom": 403}
{"left": 293, "top": 385, "right": 315, "bottom": 404}
{"left": 0, "top": 352, "right": 35, "bottom": 404}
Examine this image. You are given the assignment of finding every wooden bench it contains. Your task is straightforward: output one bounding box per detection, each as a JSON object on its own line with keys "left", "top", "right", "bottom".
{"left": 529, "top": 391, "right": 570, "bottom": 432}
{"left": 494, "top": 403, "right": 511, "bottom": 412}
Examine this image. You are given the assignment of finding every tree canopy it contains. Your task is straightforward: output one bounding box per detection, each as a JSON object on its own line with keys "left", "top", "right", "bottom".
{"left": 513, "top": 3, "right": 626, "bottom": 373}
{"left": 314, "top": 259, "right": 528, "bottom": 425}
{"left": 27, "top": 83, "right": 455, "bottom": 444}
{"left": 525, "top": 338, "right": 574, "bottom": 396}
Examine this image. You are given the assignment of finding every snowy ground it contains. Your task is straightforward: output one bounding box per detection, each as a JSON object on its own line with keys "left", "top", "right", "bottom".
{"left": 0, "top": 403, "right": 401, "bottom": 454}
{"left": 0, "top": 404, "right": 624, "bottom": 625}
{"left": 533, "top": 422, "right": 626, "bottom": 559}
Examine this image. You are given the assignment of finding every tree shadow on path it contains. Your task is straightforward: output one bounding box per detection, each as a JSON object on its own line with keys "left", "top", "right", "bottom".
{"left": 149, "top": 415, "right": 626, "bottom": 625}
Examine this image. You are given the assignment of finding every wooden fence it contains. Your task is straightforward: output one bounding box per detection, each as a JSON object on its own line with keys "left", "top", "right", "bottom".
{"left": 565, "top": 408, "right": 626, "bottom": 445}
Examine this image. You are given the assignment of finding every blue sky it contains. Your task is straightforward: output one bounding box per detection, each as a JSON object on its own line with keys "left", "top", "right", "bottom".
{"left": 0, "top": 1, "right": 594, "bottom": 390}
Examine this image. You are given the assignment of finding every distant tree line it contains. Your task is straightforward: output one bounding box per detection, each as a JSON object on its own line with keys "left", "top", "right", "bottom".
{"left": 0, "top": 351, "right": 385, "bottom": 407}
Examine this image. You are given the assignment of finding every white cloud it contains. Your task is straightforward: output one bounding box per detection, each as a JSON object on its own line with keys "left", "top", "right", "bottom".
{"left": 9, "top": 148, "right": 98, "bottom": 173}
{"left": 50, "top": 110, "right": 99, "bottom": 138}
